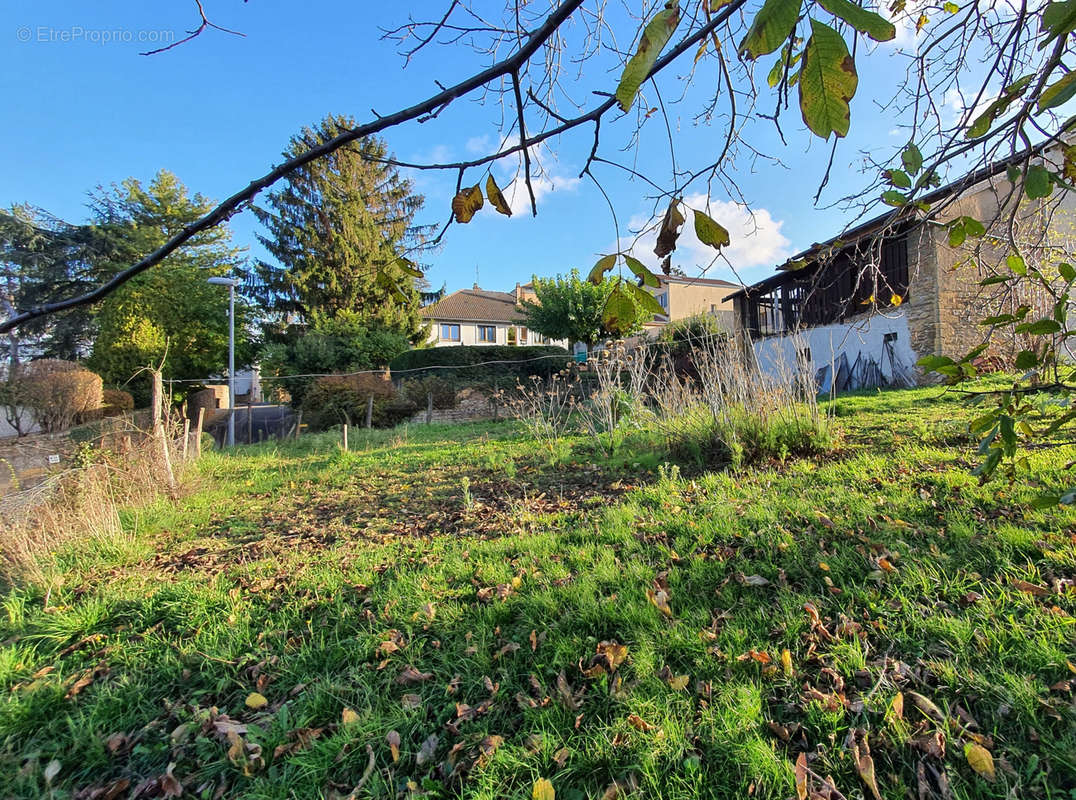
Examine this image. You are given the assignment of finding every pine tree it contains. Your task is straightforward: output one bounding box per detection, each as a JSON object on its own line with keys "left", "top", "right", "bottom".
{"left": 250, "top": 116, "right": 432, "bottom": 342}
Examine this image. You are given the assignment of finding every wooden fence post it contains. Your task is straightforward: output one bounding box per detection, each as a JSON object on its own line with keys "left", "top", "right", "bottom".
{"left": 150, "top": 369, "right": 176, "bottom": 492}
{"left": 426, "top": 391, "right": 433, "bottom": 425}
{"left": 294, "top": 410, "right": 302, "bottom": 440}
{"left": 182, "top": 419, "right": 190, "bottom": 461}
{"left": 341, "top": 423, "right": 349, "bottom": 452}
{"left": 365, "top": 395, "right": 374, "bottom": 429}
{"left": 247, "top": 401, "right": 253, "bottom": 445}
{"left": 194, "top": 407, "right": 205, "bottom": 459}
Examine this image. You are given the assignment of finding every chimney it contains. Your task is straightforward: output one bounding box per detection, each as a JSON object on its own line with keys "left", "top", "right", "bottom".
{"left": 473, "top": 282, "right": 480, "bottom": 290}
{"left": 515, "top": 282, "right": 522, "bottom": 302}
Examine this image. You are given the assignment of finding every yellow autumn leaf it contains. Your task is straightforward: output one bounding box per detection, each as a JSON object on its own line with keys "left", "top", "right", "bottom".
{"left": 451, "top": 184, "right": 484, "bottom": 223}
{"left": 245, "top": 692, "right": 268, "bottom": 710}
{"left": 486, "top": 174, "right": 513, "bottom": 217}
{"left": 667, "top": 673, "right": 690, "bottom": 690}
{"left": 781, "top": 649, "right": 793, "bottom": 677}
{"left": 646, "top": 587, "right": 673, "bottom": 617}
{"left": 533, "top": 777, "right": 555, "bottom": 800}
{"left": 964, "top": 742, "right": 995, "bottom": 781}
{"left": 341, "top": 707, "right": 360, "bottom": 725}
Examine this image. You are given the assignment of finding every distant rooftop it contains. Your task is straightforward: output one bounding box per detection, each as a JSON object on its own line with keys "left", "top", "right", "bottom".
{"left": 420, "top": 287, "right": 525, "bottom": 323}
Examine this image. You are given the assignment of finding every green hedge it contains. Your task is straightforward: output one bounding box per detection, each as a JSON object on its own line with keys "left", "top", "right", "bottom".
{"left": 389, "top": 345, "right": 571, "bottom": 388}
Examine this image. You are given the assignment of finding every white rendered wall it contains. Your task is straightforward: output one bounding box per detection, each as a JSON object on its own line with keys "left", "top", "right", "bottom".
{"left": 752, "top": 308, "right": 918, "bottom": 388}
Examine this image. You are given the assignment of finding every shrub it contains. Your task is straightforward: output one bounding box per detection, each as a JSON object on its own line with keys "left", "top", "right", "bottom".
{"left": 17, "top": 360, "right": 103, "bottom": 433}
{"left": 400, "top": 376, "right": 457, "bottom": 410}
{"left": 389, "top": 345, "right": 570, "bottom": 389}
{"left": 657, "top": 314, "right": 728, "bottom": 376}
{"left": 101, "top": 389, "right": 134, "bottom": 417}
{"left": 301, "top": 373, "right": 417, "bottom": 431}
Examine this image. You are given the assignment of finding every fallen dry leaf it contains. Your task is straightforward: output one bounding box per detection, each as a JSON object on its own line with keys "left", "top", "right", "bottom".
{"left": 397, "top": 666, "right": 433, "bottom": 684}
{"left": 964, "top": 742, "right": 995, "bottom": 781}
{"left": 387, "top": 730, "right": 401, "bottom": 762}
{"left": 245, "top": 692, "right": 268, "bottom": 710}
{"left": 400, "top": 693, "right": 422, "bottom": 709}
{"left": 627, "top": 713, "right": 656, "bottom": 732}
{"left": 794, "top": 752, "right": 808, "bottom": 800}
{"left": 1012, "top": 579, "right": 1050, "bottom": 597}
{"left": 853, "top": 732, "right": 883, "bottom": 800}
{"left": 646, "top": 587, "right": 673, "bottom": 617}
{"left": 341, "top": 707, "right": 359, "bottom": 725}
{"left": 416, "top": 733, "right": 439, "bottom": 766}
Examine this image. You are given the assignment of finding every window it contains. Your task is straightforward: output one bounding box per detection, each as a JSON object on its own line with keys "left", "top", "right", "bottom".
{"left": 478, "top": 325, "right": 495, "bottom": 342}
{"left": 518, "top": 327, "right": 528, "bottom": 344}
{"left": 439, "top": 323, "right": 460, "bottom": 341}
{"left": 883, "top": 332, "right": 898, "bottom": 344}
{"left": 658, "top": 292, "right": 669, "bottom": 310}
{"left": 507, "top": 327, "right": 517, "bottom": 345}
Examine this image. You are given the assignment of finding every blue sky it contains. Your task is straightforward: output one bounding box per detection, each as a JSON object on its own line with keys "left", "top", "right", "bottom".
{"left": 3, "top": 1, "right": 974, "bottom": 296}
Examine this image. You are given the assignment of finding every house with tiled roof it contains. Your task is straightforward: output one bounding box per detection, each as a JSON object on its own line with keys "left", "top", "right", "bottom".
{"left": 419, "top": 284, "right": 567, "bottom": 347}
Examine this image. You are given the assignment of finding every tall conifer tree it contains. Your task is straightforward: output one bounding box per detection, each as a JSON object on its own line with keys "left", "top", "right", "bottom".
{"left": 250, "top": 117, "right": 432, "bottom": 342}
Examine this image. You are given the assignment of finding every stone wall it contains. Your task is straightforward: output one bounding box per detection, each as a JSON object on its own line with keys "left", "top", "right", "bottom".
{"left": 0, "top": 431, "right": 77, "bottom": 492}
{"left": 406, "top": 388, "right": 504, "bottom": 425}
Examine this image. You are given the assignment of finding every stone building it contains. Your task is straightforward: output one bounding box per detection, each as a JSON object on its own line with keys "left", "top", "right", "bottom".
{"left": 726, "top": 142, "right": 1074, "bottom": 392}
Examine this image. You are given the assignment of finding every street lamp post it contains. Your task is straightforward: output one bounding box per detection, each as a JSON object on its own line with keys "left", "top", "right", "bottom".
{"left": 207, "top": 277, "right": 240, "bottom": 447}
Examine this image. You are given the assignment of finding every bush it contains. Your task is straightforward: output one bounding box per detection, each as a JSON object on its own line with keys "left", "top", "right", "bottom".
{"left": 301, "top": 373, "right": 417, "bottom": 431}
{"left": 16, "top": 360, "right": 103, "bottom": 433}
{"left": 101, "top": 389, "right": 134, "bottom": 417}
{"left": 263, "top": 315, "right": 413, "bottom": 407}
{"left": 657, "top": 314, "right": 728, "bottom": 376}
{"left": 389, "top": 345, "right": 571, "bottom": 389}
{"left": 400, "top": 376, "right": 457, "bottom": 410}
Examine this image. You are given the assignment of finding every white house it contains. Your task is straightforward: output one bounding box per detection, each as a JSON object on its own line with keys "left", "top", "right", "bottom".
{"left": 419, "top": 285, "right": 567, "bottom": 348}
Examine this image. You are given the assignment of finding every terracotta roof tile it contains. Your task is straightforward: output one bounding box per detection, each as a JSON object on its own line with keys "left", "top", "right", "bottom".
{"left": 420, "top": 288, "right": 526, "bottom": 323}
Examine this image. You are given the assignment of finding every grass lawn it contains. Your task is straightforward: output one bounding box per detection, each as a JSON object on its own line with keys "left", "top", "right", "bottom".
{"left": 1, "top": 385, "right": 1074, "bottom": 799}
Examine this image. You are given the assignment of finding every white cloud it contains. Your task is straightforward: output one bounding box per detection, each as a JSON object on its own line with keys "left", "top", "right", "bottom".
{"left": 465, "top": 134, "right": 492, "bottom": 155}
{"left": 497, "top": 139, "right": 582, "bottom": 217}
{"left": 942, "top": 86, "right": 998, "bottom": 127}
{"left": 619, "top": 194, "right": 792, "bottom": 278}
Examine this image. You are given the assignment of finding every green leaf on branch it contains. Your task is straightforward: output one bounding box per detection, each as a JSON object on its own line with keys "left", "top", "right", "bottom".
{"left": 916, "top": 355, "right": 955, "bottom": 372}
{"left": 817, "top": 0, "right": 895, "bottom": 40}
{"left": 1038, "top": 70, "right": 1076, "bottom": 111}
{"left": 881, "top": 190, "right": 908, "bottom": 206}
{"left": 623, "top": 254, "right": 660, "bottom": 287}
{"left": 943, "top": 1, "right": 960, "bottom": 11}
{"left": 979, "top": 274, "right": 1011, "bottom": 286}
{"left": 965, "top": 74, "right": 1034, "bottom": 139}
{"left": 902, "top": 143, "right": 924, "bottom": 175}
{"left": 948, "top": 221, "right": 967, "bottom": 248}
{"left": 616, "top": 2, "right": 681, "bottom": 112}
{"left": 798, "top": 18, "right": 858, "bottom": 139}
{"left": 692, "top": 209, "right": 731, "bottom": 250}
{"left": 1059, "top": 262, "right": 1076, "bottom": 283}
{"left": 885, "top": 169, "right": 912, "bottom": 188}
{"left": 1024, "top": 165, "right": 1055, "bottom": 199}
{"left": 588, "top": 254, "right": 618, "bottom": 284}
{"left": 739, "top": 0, "right": 802, "bottom": 60}
{"left": 626, "top": 280, "right": 667, "bottom": 316}
{"left": 1014, "top": 349, "right": 1039, "bottom": 370}
{"left": 602, "top": 280, "right": 641, "bottom": 334}
{"left": 396, "top": 258, "right": 424, "bottom": 279}
{"left": 962, "top": 216, "right": 986, "bottom": 237}
{"left": 1014, "top": 318, "right": 1062, "bottom": 335}
{"left": 1007, "top": 254, "right": 1027, "bottom": 275}
{"left": 1040, "top": 0, "right": 1076, "bottom": 49}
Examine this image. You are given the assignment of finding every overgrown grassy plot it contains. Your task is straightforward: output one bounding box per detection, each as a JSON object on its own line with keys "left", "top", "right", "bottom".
{"left": 0, "top": 387, "right": 1073, "bottom": 799}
